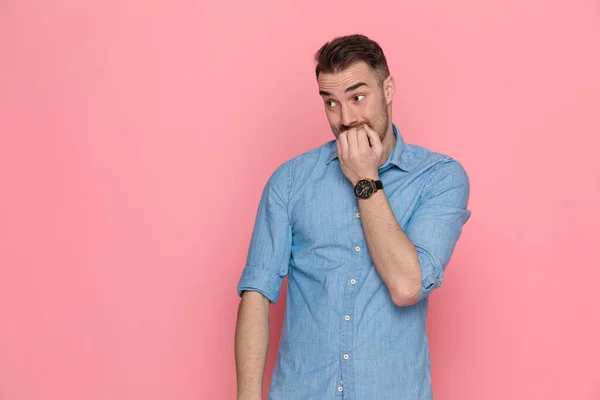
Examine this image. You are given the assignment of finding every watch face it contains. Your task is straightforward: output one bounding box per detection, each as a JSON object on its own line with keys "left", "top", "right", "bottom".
{"left": 354, "top": 179, "right": 374, "bottom": 199}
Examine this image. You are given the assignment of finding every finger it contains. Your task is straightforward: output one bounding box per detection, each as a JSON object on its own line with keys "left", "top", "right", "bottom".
{"left": 357, "top": 127, "right": 370, "bottom": 150}
{"left": 335, "top": 138, "right": 342, "bottom": 161}
{"left": 338, "top": 131, "right": 349, "bottom": 157}
{"left": 348, "top": 128, "right": 359, "bottom": 156}
{"left": 351, "top": 127, "right": 361, "bottom": 148}
{"left": 363, "top": 125, "right": 383, "bottom": 154}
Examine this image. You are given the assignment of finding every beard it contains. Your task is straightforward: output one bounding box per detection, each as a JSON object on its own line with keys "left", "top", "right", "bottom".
{"left": 331, "top": 95, "right": 389, "bottom": 143}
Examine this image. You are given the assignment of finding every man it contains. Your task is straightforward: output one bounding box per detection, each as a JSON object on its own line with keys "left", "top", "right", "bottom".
{"left": 235, "top": 34, "right": 471, "bottom": 400}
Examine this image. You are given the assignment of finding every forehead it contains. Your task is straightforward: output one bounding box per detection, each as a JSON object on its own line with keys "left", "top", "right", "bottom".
{"left": 317, "top": 61, "right": 378, "bottom": 93}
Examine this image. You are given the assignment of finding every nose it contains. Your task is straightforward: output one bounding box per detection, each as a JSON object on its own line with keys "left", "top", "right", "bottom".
{"left": 340, "top": 104, "right": 358, "bottom": 127}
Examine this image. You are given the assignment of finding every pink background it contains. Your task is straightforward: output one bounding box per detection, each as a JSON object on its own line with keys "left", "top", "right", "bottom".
{"left": 1, "top": 0, "right": 600, "bottom": 399}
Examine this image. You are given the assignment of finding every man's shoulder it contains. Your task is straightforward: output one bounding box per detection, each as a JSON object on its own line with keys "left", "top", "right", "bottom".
{"left": 405, "top": 142, "right": 468, "bottom": 178}
{"left": 403, "top": 144, "right": 470, "bottom": 205}
{"left": 271, "top": 139, "right": 334, "bottom": 174}
{"left": 290, "top": 139, "right": 335, "bottom": 166}
{"left": 264, "top": 140, "right": 334, "bottom": 188}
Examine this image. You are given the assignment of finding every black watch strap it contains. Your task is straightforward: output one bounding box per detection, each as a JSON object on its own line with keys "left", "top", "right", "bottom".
{"left": 374, "top": 180, "right": 383, "bottom": 190}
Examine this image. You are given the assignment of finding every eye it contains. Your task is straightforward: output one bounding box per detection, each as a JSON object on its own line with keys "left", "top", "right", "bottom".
{"left": 326, "top": 100, "right": 337, "bottom": 107}
{"left": 355, "top": 94, "right": 365, "bottom": 102}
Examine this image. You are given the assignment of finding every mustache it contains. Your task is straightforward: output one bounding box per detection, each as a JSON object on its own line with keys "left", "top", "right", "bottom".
{"left": 338, "top": 123, "right": 371, "bottom": 132}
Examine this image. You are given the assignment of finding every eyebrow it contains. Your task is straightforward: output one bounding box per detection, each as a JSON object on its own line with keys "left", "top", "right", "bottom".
{"left": 319, "top": 81, "right": 368, "bottom": 96}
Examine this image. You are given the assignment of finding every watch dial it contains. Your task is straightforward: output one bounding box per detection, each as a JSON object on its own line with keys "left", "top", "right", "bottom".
{"left": 354, "top": 180, "right": 374, "bottom": 198}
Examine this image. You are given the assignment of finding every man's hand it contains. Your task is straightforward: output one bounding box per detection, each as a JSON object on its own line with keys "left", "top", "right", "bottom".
{"left": 336, "top": 125, "right": 383, "bottom": 186}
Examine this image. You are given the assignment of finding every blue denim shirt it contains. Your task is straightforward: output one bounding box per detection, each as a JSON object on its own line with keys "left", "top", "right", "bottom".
{"left": 237, "top": 124, "right": 471, "bottom": 400}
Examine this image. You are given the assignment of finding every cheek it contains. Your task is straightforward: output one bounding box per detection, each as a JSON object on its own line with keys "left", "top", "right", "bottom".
{"left": 370, "top": 99, "right": 386, "bottom": 116}
{"left": 326, "top": 108, "right": 340, "bottom": 124}
{"left": 361, "top": 102, "right": 378, "bottom": 121}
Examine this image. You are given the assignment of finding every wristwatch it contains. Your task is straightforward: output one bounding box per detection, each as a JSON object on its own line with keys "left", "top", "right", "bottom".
{"left": 353, "top": 178, "right": 383, "bottom": 199}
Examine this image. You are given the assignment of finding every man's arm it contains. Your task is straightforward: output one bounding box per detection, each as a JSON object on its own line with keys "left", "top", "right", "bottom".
{"left": 235, "top": 290, "right": 270, "bottom": 400}
{"left": 234, "top": 159, "right": 293, "bottom": 399}
{"left": 358, "top": 160, "right": 471, "bottom": 306}
{"left": 337, "top": 126, "right": 471, "bottom": 306}
{"left": 358, "top": 190, "right": 422, "bottom": 306}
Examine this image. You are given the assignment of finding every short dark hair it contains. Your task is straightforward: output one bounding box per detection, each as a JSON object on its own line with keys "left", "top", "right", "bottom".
{"left": 314, "top": 34, "right": 390, "bottom": 85}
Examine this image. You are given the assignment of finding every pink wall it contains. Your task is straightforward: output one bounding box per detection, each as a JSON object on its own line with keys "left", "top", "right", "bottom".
{"left": 1, "top": 0, "right": 599, "bottom": 399}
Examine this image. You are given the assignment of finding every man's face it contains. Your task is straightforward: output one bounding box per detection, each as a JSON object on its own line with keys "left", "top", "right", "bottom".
{"left": 317, "top": 61, "right": 393, "bottom": 141}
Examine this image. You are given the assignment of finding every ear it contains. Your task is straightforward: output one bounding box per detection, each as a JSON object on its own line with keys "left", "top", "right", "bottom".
{"left": 383, "top": 75, "right": 395, "bottom": 105}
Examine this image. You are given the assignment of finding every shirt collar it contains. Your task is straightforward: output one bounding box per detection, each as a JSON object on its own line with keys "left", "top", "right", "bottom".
{"left": 325, "top": 123, "right": 414, "bottom": 172}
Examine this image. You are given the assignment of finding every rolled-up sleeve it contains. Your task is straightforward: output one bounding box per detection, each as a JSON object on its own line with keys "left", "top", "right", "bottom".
{"left": 237, "top": 160, "right": 293, "bottom": 303}
{"left": 404, "top": 160, "right": 472, "bottom": 302}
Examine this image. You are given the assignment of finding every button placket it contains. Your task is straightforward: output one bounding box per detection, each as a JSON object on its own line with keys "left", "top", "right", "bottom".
{"left": 340, "top": 228, "right": 362, "bottom": 396}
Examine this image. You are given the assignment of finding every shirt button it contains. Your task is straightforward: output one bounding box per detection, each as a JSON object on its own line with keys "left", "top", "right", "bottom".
{"left": 338, "top": 386, "right": 343, "bottom": 392}
{"left": 350, "top": 279, "right": 356, "bottom": 285}
{"left": 345, "top": 315, "right": 350, "bottom": 321}
{"left": 343, "top": 354, "right": 349, "bottom": 360}
{"left": 340, "top": 380, "right": 344, "bottom": 384}
{"left": 355, "top": 246, "right": 360, "bottom": 252}
{"left": 355, "top": 212, "right": 360, "bottom": 218}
